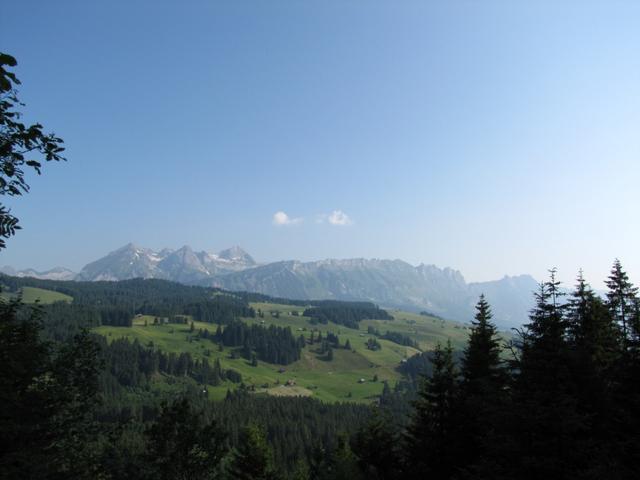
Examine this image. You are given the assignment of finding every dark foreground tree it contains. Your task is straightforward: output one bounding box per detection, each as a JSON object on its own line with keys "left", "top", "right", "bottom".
{"left": 508, "top": 271, "right": 592, "bottom": 479}
{"left": 227, "top": 424, "right": 279, "bottom": 480}
{"left": 606, "top": 259, "right": 638, "bottom": 349}
{"left": 404, "top": 340, "right": 458, "bottom": 478}
{"left": 457, "top": 295, "right": 507, "bottom": 474}
{"left": 460, "top": 294, "right": 504, "bottom": 392}
{"left": 567, "top": 270, "right": 620, "bottom": 370}
{"left": 0, "top": 297, "right": 102, "bottom": 479}
{"left": 143, "top": 399, "right": 227, "bottom": 480}
{"left": 352, "top": 409, "right": 401, "bottom": 480}
{"left": 0, "top": 53, "right": 65, "bottom": 249}
{"left": 604, "top": 261, "right": 640, "bottom": 476}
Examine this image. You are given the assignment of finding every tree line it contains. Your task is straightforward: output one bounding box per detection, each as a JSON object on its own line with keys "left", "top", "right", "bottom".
{"left": 367, "top": 325, "right": 420, "bottom": 349}
{"left": 303, "top": 301, "right": 393, "bottom": 329}
{"left": 1, "top": 276, "right": 256, "bottom": 325}
{"left": 98, "top": 336, "right": 242, "bottom": 390}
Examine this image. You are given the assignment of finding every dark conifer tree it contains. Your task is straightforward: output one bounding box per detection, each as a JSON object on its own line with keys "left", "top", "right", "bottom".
{"left": 605, "top": 264, "right": 640, "bottom": 476}
{"left": 352, "top": 410, "right": 401, "bottom": 479}
{"left": 605, "top": 259, "right": 638, "bottom": 349}
{"left": 561, "top": 270, "right": 626, "bottom": 476}
{"left": 509, "top": 270, "right": 590, "bottom": 479}
{"left": 460, "top": 294, "right": 503, "bottom": 391}
{"left": 566, "top": 271, "right": 620, "bottom": 373}
{"left": 227, "top": 424, "right": 279, "bottom": 480}
{"left": 456, "top": 295, "right": 506, "bottom": 475}
{"left": 404, "top": 340, "right": 458, "bottom": 479}
{"left": 0, "top": 298, "right": 102, "bottom": 479}
{"left": 326, "top": 434, "right": 363, "bottom": 480}
{"left": 326, "top": 347, "right": 334, "bottom": 361}
{"left": 143, "top": 399, "right": 227, "bottom": 480}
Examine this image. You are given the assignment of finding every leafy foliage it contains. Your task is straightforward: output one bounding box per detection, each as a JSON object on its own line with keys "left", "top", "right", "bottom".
{"left": 0, "top": 53, "right": 65, "bottom": 249}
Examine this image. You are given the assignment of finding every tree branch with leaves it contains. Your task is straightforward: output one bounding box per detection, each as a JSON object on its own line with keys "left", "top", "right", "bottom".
{"left": 0, "top": 52, "right": 65, "bottom": 249}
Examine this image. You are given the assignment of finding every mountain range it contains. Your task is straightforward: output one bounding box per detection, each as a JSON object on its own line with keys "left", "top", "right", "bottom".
{"left": 1, "top": 243, "right": 539, "bottom": 328}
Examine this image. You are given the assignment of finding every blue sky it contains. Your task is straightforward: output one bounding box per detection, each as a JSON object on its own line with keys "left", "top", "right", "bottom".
{"left": 1, "top": 1, "right": 639, "bottom": 287}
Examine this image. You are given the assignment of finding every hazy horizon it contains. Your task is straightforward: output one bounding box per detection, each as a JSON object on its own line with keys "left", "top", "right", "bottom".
{"left": 0, "top": 239, "right": 630, "bottom": 290}
{"left": 1, "top": 1, "right": 639, "bottom": 288}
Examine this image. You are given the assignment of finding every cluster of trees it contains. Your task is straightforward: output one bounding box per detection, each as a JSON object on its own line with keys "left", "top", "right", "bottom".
{"left": 398, "top": 347, "right": 463, "bottom": 383}
{"left": 199, "top": 320, "right": 303, "bottom": 365}
{"left": 0, "top": 297, "right": 103, "bottom": 478}
{"left": 356, "top": 262, "right": 640, "bottom": 479}
{"left": 303, "top": 301, "right": 392, "bottom": 328}
{"left": 366, "top": 337, "right": 382, "bottom": 351}
{"left": 100, "top": 393, "right": 373, "bottom": 480}
{"left": 380, "top": 330, "right": 419, "bottom": 348}
{"left": 1, "top": 293, "right": 372, "bottom": 478}
{"left": 1, "top": 275, "right": 256, "bottom": 324}
{"left": 367, "top": 326, "right": 419, "bottom": 348}
{"left": 310, "top": 330, "right": 345, "bottom": 356}
{"left": 98, "top": 336, "right": 242, "bottom": 389}
{"left": 34, "top": 302, "right": 103, "bottom": 340}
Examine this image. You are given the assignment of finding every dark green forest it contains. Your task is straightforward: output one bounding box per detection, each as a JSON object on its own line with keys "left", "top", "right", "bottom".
{"left": 303, "top": 302, "right": 393, "bottom": 329}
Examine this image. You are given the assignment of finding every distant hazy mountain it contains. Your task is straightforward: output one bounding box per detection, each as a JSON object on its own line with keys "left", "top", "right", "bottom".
{"left": 469, "top": 275, "right": 540, "bottom": 330}
{"left": 0, "top": 265, "right": 77, "bottom": 281}
{"left": 210, "top": 258, "right": 539, "bottom": 328}
{"left": 6, "top": 244, "right": 538, "bottom": 328}
{"left": 75, "top": 243, "right": 256, "bottom": 282}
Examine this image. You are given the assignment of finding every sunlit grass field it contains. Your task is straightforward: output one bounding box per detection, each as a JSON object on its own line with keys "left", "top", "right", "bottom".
{"left": 94, "top": 301, "right": 474, "bottom": 403}
{"left": 0, "top": 286, "right": 73, "bottom": 304}
{"left": 0, "top": 284, "right": 481, "bottom": 403}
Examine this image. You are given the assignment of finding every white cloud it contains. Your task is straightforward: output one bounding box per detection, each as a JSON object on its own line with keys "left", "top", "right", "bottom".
{"left": 327, "top": 210, "right": 352, "bottom": 226}
{"left": 272, "top": 211, "right": 302, "bottom": 226}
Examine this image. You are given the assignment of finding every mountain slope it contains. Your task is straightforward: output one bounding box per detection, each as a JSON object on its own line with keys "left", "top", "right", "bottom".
{"left": 75, "top": 243, "right": 163, "bottom": 281}
{"left": 8, "top": 245, "right": 538, "bottom": 328}
{"left": 76, "top": 244, "right": 256, "bottom": 282}
{"left": 212, "top": 259, "right": 537, "bottom": 328}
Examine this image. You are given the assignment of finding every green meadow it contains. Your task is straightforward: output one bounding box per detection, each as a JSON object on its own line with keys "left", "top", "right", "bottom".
{"left": 94, "top": 301, "right": 476, "bottom": 403}
{"left": 0, "top": 286, "right": 73, "bottom": 304}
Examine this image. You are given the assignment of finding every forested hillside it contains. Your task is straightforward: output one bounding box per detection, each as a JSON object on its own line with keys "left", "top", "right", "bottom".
{"left": 3, "top": 261, "right": 640, "bottom": 478}
{"left": 1, "top": 273, "right": 467, "bottom": 402}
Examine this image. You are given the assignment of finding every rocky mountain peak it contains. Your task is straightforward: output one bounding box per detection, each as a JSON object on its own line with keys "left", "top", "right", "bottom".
{"left": 218, "top": 246, "right": 255, "bottom": 265}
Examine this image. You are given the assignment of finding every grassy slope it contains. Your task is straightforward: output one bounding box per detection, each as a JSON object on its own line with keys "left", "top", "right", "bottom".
{"left": 0, "top": 286, "right": 73, "bottom": 304}
{"left": 94, "top": 302, "right": 474, "bottom": 403}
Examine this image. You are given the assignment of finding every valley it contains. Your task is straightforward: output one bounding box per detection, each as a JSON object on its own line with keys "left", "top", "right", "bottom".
{"left": 1, "top": 277, "right": 475, "bottom": 403}
{"left": 96, "top": 302, "right": 470, "bottom": 403}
